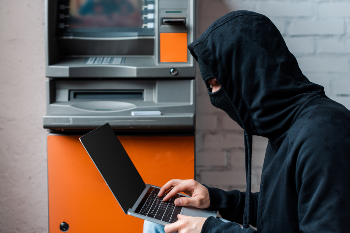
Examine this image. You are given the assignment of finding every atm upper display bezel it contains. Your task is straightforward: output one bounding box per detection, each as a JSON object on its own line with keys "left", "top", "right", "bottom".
{"left": 56, "top": 0, "right": 155, "bottom": 38}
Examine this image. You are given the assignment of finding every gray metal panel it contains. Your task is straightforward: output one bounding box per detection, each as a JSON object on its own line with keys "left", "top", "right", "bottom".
{"left": 57, "top": 38, "right": 154, "bottom": 56}
{"left": 44, "top": 0, "right": 196, "bottom": 130}
{"left": 45, "top": 0, "right": 59, "bottom": 67}
{"left": 46, "top": 57, "right": 196, "bottom": 77}
{"left": 69, "top": 66, "right": 137, "bottom": 77}
{"left": 45, "top": 0, "right": 196, "bottom": 78}
{"left": 44, "top": 79, "right": 195, "bottom": 129}
{"left": 156, "top": 80, "right": 192, "bottom": 103}
{"left": 43, "top": 114, "right": 194, "bottom": 130}
{"left": 159, "top": 0, "right": 189, "bottom": 9}
{"left": 157, "top": 0, "right": 195, "bottom": 66}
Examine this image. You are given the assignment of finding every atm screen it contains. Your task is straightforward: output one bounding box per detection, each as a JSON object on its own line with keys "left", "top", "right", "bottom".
{"left": 69, "top": 0, "right": 143, "bottom": 29}
{"left": 58, "top": 0, "right": 154, "bottom": 37}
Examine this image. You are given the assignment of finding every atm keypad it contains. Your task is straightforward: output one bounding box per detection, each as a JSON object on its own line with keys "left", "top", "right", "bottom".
{"left": 85, "top": 57, "right": 125, "bottom": 65}
{"left": 94, "top": 57, "right": 103, "bottom": 64}
{"left": 86, "top": 57, "right": 96, "bottom": 65}
{"left": 102, "top": 57, "right": 111, "bottom": 64}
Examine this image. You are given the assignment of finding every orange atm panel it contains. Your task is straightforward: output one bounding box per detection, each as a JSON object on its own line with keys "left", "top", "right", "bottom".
{"left": 47, "top": 135, "right": 194, "bottom": 233}
{"left": 160, "top": 33, "right": 188, "bottom": 63}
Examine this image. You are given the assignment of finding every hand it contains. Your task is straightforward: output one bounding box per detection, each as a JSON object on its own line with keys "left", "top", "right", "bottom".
{"left": 164, "top": 214, "right": 206, "bottom": 233}
{"left": 158, "top": 179, "right": 210, "bottom": 209}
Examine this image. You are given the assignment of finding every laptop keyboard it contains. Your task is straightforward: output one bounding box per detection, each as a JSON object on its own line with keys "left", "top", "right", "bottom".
{"left": 135, "top": 187, "right": 182, "bottom": 223}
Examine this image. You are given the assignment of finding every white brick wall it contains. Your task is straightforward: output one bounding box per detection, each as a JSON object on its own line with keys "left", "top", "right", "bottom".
{"left": 297, "top": 57, "right": 348, "bottom": 73}
{"left": 196, "top": 0, "right": 350, "bottom": 192}
{"left": 290, "top": 20, "right": 344, "bottom": 36}
{"left": 319, "top": 2, "right": 350, "bottom": 17}
{"left": 256, "top": 2, "right": 313, "bottom": 18}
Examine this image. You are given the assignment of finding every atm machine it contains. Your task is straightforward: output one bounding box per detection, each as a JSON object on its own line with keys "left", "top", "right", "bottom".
{"left": 44, "top": 0, "right": 196, "bottom": 232}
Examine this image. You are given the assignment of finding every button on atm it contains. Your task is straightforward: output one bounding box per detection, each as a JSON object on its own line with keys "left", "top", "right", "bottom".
{"left": 44, "top": 0, "right": 196, "bottom": 232}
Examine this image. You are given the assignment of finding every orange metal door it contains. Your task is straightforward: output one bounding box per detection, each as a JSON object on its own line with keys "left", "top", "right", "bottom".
{"left": 47, "top": 135, "right": 194, "bottom": 233}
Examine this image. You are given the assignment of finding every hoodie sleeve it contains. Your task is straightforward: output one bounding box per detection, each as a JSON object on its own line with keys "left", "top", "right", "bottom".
{"left": 203, "top": 185, "right": 259, "bottom": 227}
{"left": 286, "top": 100, "right": 350, "bottom": 233}
{"left": 201, "top": 217, "right": 257, "bottom": 233}
{"left": 294, "top": 116, "right": 350, "bottom": 232}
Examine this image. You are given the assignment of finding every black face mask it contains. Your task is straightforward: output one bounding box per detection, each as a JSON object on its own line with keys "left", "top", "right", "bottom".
{"left": 208, "top": 88, "right": 243, "bottom": 128}
{"left": 198, "top": 58, "right": 243, "bottom": 128}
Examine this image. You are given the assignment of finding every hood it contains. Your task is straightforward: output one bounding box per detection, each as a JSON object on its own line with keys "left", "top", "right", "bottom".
{"left": 189, "top": 10, "right": 324, "bottom": 140}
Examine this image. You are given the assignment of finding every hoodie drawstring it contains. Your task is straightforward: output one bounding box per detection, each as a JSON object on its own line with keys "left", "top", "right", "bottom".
{"left": 243, "top": 132, "right": 252, "bottom": 228}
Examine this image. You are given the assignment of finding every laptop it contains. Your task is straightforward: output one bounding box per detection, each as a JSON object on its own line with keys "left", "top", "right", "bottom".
{"left": 79, "top": 123, "right": 217, "bottom": 226}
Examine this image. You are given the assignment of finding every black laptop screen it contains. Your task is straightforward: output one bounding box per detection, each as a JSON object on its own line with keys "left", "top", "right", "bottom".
{"left": 80, "top": 123, "right": 146, "bottom": 213}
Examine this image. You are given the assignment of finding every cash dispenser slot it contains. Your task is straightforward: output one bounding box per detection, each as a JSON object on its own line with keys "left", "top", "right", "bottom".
{"left": 162, "top": 18, "right": 186, "bottom": 25}
{"left": 70, "top": 90, "right": 144, "bottom": 101}
{"left": 44, "top": 79, "right": 195, "bottom": 131}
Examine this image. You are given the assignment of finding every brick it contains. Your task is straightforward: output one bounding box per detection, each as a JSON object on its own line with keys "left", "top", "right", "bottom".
{"left": 251, "top": 186, "right": 260, "bottom": 193}
{"left": 196, "top": 150, "right": 227, "bottom": 166}
{"left": 290, "top": 20, "right": 344, "bottom": 36}
{"left": 198, "top": 0, "right": 254, "bottom": 19}
{"left": 252, "top": 147, "right": 266, "bottom": 167}
{"left": 319, "top": 3, "right": 350, "bottom": 17}
{"left": 257, "top": 2, "right": 312, "bottom": 18}
{"left": 198, "top": 1, "right": 230, "bottom": 19}
{"left": 203, "top": 132, "right": 245, "bottom": 149}
{"left": 201, "top": 169, "right": 247, "bottom": 186}
{"left": 222, "top": 115, "right": 243, "bottom": 131}
{"left": 296, "top": 57, "right": 348, "bottom": 73}
{"left": 223, "top": 0, "right": 255, "bottom": 12}
{"left": 318, "top": 39, "right": 346, "bottom": 54}
{"left": 273, "top": 20, "right": 286, "bottom": 35}
{"left": 253, "top": 136, "right": 269, "bottom": 149}
{"left": 252, "top": 168, "right": 263, "bottom": 186}
{"left": 334, "top": 81, "right": 350, "bottom": 96}
{"left": 228, "top": 143, "right": 266, "bottom": 168}
{"left": 196, "top": 75, "right": 208, "bottom": 95}
{"left": 344, "top": 39, "right": 350, "bottom": 53}
{"left": 195, "top": 134, "right": 204, "bottom": 153}
{"left": 228, "top": 149, "right": 245, "bottom": 168}
{"left": 197, "top": 16, "right": 219, "bottom": 36}
{"left": 284, "top": 37, "right": 314, "bottom": 55}
{"left": 197, "top": 115, "right": 217, "bottom": 130}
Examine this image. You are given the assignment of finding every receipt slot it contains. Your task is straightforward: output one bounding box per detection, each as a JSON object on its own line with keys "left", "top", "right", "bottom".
{"left": 44, "top": 0, "right": 196, "bottom": 232}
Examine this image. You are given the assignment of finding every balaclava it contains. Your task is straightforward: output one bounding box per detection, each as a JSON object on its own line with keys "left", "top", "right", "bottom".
{"left": 198, "top": 58, "right": 243, "bottom": 128}
{"left": 198, "top": 57, "right": 252, "bottom": 229}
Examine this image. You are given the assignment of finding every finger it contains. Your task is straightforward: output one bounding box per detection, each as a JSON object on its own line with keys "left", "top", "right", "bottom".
{"left": 174, "top": 197, "right": 198, "bottom": 207}
{"left": 177, "top": 214, "right": 189, "bottom": 220}
{"left": 164, "top": 220, "right": 184, "bottom": 233}
{"left": 165, "top": 187, "right": 174, "bottom": 195}
{"left": 162, "top": 183, "right": 188, "bottom": 202}
{"left": 158, "top": 179, "right": 181, "bottom": 197}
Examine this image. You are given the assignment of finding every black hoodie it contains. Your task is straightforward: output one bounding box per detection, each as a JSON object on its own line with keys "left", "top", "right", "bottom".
{"left": 188, "top": 11, "right": 350, "bottom": 233}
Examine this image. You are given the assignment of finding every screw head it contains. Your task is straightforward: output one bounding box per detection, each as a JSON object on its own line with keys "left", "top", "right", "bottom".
{"left": 170, "top": 68, "right": 178, "bottom": 76}
{"left": 60, "top": 222, "right": 69, "bottom": 232}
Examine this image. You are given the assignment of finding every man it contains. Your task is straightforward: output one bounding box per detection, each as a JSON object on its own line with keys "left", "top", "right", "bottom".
{"left": 144, "top": 10, "right": 350, "bottom": 232}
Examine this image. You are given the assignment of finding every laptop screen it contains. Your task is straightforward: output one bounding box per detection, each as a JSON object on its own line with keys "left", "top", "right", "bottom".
{"left": 80, "top": 123, "right": 146, "bottom": 213}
